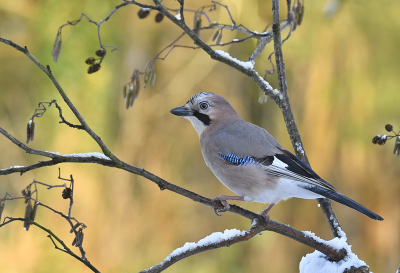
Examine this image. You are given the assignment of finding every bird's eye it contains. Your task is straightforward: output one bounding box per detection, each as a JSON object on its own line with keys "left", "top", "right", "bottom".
{"left": 199, "top": 101, "right": 209, "bottom": 110}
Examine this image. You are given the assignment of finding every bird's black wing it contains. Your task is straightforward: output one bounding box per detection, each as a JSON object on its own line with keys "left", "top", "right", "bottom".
{"left": 275, "top": 149, "right": 383, "bottom": 220}
{"left": 252, "top": 148, "right": 337, "bottom": 191}
{"left": 302, "top": 185, "right": 384, "bottom": 220}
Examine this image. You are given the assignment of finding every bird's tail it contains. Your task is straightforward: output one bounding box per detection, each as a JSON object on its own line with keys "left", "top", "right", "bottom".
{"left": 305, "top": 186, "right": 384, "bottom": 221}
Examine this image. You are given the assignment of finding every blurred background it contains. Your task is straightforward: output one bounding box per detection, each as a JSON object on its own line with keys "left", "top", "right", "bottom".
{"left": 0, "top": 0, "right": 399, "bottom": 272}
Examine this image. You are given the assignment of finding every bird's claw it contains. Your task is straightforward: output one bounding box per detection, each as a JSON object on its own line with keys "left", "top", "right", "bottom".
{"left": 212, "top": 197, "right": 230, "bottom": 216}
{"left": 213, "top": 208, "right": 222, "bottom": 216}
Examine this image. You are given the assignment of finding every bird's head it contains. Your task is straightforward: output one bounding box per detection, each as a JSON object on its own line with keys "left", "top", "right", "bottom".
{"left": 170, "top": 92, "right": 240, "bottom": 136}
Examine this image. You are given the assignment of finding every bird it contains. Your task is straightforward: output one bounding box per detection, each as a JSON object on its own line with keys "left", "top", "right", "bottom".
{"left": 170, "top": 92, "right": 383, "bottom": 221}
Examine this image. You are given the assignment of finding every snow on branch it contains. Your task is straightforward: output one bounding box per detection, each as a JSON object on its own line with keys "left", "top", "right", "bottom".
{"left": 215, "top": 50, "right": 255, "bottom": 70}
{"left": 141, "top": 221, "right": 267, "bottom": 273}
{"left": 300, "top": 228, "right": 367, "bottom": 273}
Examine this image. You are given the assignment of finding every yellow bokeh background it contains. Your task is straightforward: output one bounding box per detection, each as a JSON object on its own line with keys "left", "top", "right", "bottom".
{"left": 1, "top": 0, "right": 399, "bottom": 272}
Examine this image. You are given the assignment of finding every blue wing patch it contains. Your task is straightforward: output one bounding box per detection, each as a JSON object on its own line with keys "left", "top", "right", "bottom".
{"left": 218, "top": 152, "right": 274, "bottom": 166}
{"left": 218, "top": 152, "right": 256, "bottom": 166}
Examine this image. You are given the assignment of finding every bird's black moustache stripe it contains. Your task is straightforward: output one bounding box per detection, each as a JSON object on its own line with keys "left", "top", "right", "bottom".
{"left": 193, "top": 111, "right": 211, "bottom": 126}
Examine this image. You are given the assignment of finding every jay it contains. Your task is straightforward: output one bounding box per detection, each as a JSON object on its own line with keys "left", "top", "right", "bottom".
{"left": 171, "top": 92, "right": 383, "bottom": 221}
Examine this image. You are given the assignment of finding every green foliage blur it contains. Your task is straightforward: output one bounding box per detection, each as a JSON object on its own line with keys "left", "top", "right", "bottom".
{"left": 0, "top": 0, "right": 399, "bottom": 272}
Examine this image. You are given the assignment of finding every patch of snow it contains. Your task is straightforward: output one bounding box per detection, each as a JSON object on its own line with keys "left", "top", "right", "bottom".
{"left": 255, "top": 73, "right": 281, "bottom": 98}
{"left": 142, "top": 8, "right": 150, "bottom": 11}
{"left": 45, "top": 151, "right": 61, "bottom": 156}
{"left": 232, "top": 39, "right": 239, "bottom": 42}
{"left": 381, "top": 134, "right": 387, "bottom": 139}
{"left": 215, "top": 50, "right": 254, "bottom": 70}
{"left": 63, "top": 152, "right": 110, "bottom": 160}
{"left": 300, "top": 229, "right": 367, "bottom": 273}
{"left": 329, "top": 215, "right": 342, "bottom": 231}
{"left": 164, "top": 229, "right": 246, "bottom": 262}
{"left": 3, "top": 165, "right": 24, "bottom": 170}
{"left": 295, "top": 142, "right": 305, "bottom": 156}
{"left": 175, "top": 14, "right": 181, "bottom": 20}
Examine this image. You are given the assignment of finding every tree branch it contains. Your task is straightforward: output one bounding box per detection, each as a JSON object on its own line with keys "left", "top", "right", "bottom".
{"left": 140, "top": 220, "right": 269, "bottom": 272}
{"left": 0, "top": 217, "right": 99, "bottom": 273}
{"left": 151, "top": 0, "right": 283, "bottom": 102}
{"left": 0, "top": 127, "right": 60, "bottom": 159}
{"left": 0, "top": 125, "right": 345, "bottom": 262}
{"left": 271, "top": 0, "right": 342, "bottom": 238}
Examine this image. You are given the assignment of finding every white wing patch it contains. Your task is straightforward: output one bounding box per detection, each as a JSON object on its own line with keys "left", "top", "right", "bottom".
{"left": 271, "top": 156, "right": 288, "bottom": 168}
{"left": 266, "top": 156, "right": 332, "bottom": 191}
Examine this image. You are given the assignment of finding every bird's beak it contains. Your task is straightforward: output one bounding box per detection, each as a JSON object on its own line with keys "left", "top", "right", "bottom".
{"left": 170, "top": 106, "right": 193, "bottom": 116}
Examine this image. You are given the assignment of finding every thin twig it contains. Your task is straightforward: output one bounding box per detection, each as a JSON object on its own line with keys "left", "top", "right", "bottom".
{"left": 54, "top": 102, "right": 84, "bottom": 129}
{"left": 47, "top": 235, "right": 68, "bottom": 253}
{"left": 0, "top": 126, "right": 60, "bottom": 159}
{"left": 31, "top": 198, "right": 80, "bottom": 224}
{"left": 29, "top": 179, "right": 66, "bottom": 190}
{"left": 165, "top": 7, "right": 212, "bottom": 25}
{"left": 57, "top": 1, "right": 157, "bottom": 50}
{"left": 212, "top": 1, "right": 236, "bottom": 26}
{"left": 0, "top": 217, "right": 99, "bottom": 273}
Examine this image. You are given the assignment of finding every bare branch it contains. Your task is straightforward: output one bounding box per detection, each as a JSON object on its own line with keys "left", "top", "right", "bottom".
{"left": 0, "top": 38, "right": 122, "bottom": 163}
{"left": 0, "top": 155, "right": 113, "bottom": 176}
{"left": 29, "top": 179, "right": 66, "bottom": 190}
{"left": 0, "top": 126, "right": 345, "bottom": 261}
{"left": 0, "top": 126, "right": 60, "bottom": 159}
{"left": 166, "top": 6, "right": 213, "bottom": 25}
{"left": 271, "top": 0, "right": 342, "bottom": 238}
{"left": 150, "top": 0, "right": 282, "bottom": 102}
{"left": 2, "top": 172, "right": 88, "bottom": 259}
{"left": 54, "top": 102, "right": 84, "bottom": 129}
{"left": 0, "top": 217, "right": 99, "bottom": 273}
{"left": 54, "top": 1, "right": 157, "bottom": 53}
{"left": 47, "top": 235, "right": 68, "bottom": 253}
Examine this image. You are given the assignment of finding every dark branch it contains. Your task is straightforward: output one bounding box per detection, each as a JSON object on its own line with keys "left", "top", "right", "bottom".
{"left": 0, "top": 124, "right": 345, "bottom": 261}
{"left": 47, "top": 235, "right": 68, "bottom": 253}
{"left": 0, "top": 126, "right": 60, "bottom": 159}
{"left": 271, "top": 0, "right": 342, "bottom": 238}
{"left": 54, "top": 102, "right": 84, "bottom": 129}
{"left": 0, "top": 217, "right": 99, "bottom": 273}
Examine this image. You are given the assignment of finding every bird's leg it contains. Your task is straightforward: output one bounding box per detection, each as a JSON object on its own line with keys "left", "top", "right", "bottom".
{"left": 260, "top": 203, "right": 275, "bottom": 220}
{"left": 212, "top": 195, "right": 245, "bottom": 216}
